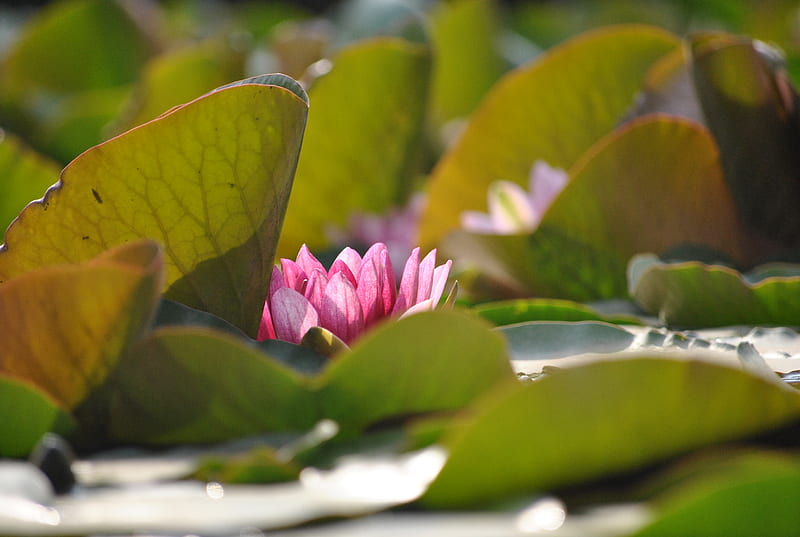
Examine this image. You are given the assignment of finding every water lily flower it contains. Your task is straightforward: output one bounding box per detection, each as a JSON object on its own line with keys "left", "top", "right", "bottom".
{"left": 460, "top": 160, "right": 568, "bottom": 234}
{"left": 258, "top": 243, "right": 452, "bottom": 345}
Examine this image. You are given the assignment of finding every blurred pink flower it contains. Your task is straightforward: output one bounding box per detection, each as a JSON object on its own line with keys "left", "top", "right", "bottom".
{"left": 258, "top": 243, "right": 452, "bottom": 345}
{"left": 326, "top": 193, "right": 425, "bottom": 275}
{"left": 460, "top": 161, "right": 568, "bottom": 234}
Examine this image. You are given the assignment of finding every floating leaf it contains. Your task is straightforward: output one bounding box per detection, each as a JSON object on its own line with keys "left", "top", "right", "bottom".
{"left": 420, "top": 25, "right": 680, "bottom": 248}
{"left": 475, "top": 298, "right": 642, "bottom": 326}
{"left": 629, "top": 254, "right": 800, "bottom": 328}
{"left": 316, "top": 310, "right": 514, "bottom": 433}
{"left": 0, "top": 74, "right": 309, "bottom": 336}
{"left": 105, "top": 327, "right": 317, "bottom": 445}
{"left": 448, "top": 116, "right": 747, "bottom": 300}
{"left": 277, "top": 37, "right": 430, "bottom": 257}
{"left": 692, "top": 32, "right": 800, "bottom": 246}
{"left": 0, "top": 375, "right": 74, "bottom": 458}
{"left": 499, "top": 321, "right": 636, "bottom": 361}
{"left": 0, "top": 131, "right": 60, "bottom": 232}
{"left": 0, "top": 240, "right": 163, "bottom": 409}
{"left": 633, "top": 451, "right": 800, "bottom": 537}
{"left": 421, "top": 357, "right": 800, "bottom": 508}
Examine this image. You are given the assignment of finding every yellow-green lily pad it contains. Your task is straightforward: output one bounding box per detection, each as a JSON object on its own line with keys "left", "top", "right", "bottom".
{"left": 0, "top": 240, "right": 163, "bottom": 409}
{"left": 0, "top": 74, "right": 309, "bottom": 336}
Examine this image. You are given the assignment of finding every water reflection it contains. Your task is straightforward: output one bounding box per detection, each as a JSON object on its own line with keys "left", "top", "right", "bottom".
{"left": 516, "top": 497, "right": 566, "bottom": 533}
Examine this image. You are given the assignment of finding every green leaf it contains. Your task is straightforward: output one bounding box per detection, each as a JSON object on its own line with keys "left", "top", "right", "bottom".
{"left": 447, "top": 116, "right": 746, "bottom": 300}
{"left": 194, "top": 446, "right": 301, "bottom": 484}
{"left": 0, "top": 240, "right": 163, "bottom": 409}
{"left": 0, "top": 74, "right": 309, "bottom": 336}
{"left": 0, "top": 0, "right": 155, "bottom": 161}
{"left": 691, "top": 32, "right": 800, "bottom": 246}
{"left": 428, "top": 0, "right": 505, "bottom": 124}
{"left": 112, "top": 39, "right": 245, "bottom": 133}
{"left": 633, "top": 451, "right": 800, "bottom": 537}
{"left": 316, "top": 310, "right": 514, "bottom": 433}
{"left": 420, "top": 24, "right": 680, "bottom": 249}
{"left": 629, "top": 254, "right": 800, "bottom": 328}
{"left": 0, "top": 374, "right": 74, "bottom": 458}
{"left": 0, "top": 131, "right": 60, "bottom": 232}
{"left": 475, "top": 298, "right": 643, "bottom": 326}
{"left": 421, "top": 357, "right": 800, "bottom": 508}
{"left": 499, "top": 321, "right": 636, "bottom": 361}
{"left": 277, "top": 37, "right": 431, "bottom": 257}
{"left": 105, "top": 327, "right": 318, "bottom": 445}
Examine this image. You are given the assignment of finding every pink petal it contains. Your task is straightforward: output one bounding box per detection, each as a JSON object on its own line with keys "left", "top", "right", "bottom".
{"left": 329, "top": 259, "right": 358, "bottom": 287}
{"left": 460, "top": 211, "right": 502, "bottom": 234}
{"left": 304, "top": 268, "right": 328, "bottom": 312}
{"left": 320, "top": 272, "right": 364, "bottom": 343}
{"left": 399, "top": 298, "right": 433, "bottom": 318}
{"left": 281, "top": 259, "right": 308, "bottom": 294}
{"left": 429, "top": 260, "right": 452, "bottom": 306}
{"left": 296, "top": 244, "right": 326, "bottom": 276}
{"left": 271, "top": 287, "right": 319, "bottom": 344}
{"left": 528, "top": 160, "right": 569, "bottom": 219}
{"left": 416, "top": 249, "right": 436, "bottom": 303}
{"left": 257, "top": 301, "right": 276, "bottom": 340}
{"left": 379, "top": 248, "right": 396, "bottom": 315}
{"left": 269, "top": 265, "right": 285, "bottom": 301}
{"left": 487, "top": 180, "right": 536, "bottom": 233}
{"left": 333, "top": 247, "right": 362, "bottom": 277}
{"left": 392, "top": 247, "right": 420, "bottom": 315}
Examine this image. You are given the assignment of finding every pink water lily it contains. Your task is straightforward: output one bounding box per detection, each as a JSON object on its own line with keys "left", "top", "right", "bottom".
{"left": 258, "top": 243, "right": 452, "bottom": 345}
{"left": 460, "top": 160, "right": 568, "bottom": 234}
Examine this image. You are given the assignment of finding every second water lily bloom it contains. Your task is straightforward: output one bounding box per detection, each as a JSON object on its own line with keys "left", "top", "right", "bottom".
{"left": 460, "top": 160, "right": 568, "bottom": 234}
{"left": 258, "top": 243, "right": 452, "bottom": 345}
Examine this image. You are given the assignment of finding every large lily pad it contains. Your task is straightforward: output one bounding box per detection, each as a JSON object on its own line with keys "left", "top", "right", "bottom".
{"left": 419, "top": 24, "right": 680, "bottom": 248}
{"left": 0, "top": 240, "right": 163, "bottom": 409}
{"left": 691, "top": 32, "right": 800, "bottom": 247}
{"left": 0, "top": 74, "right": 309, "bottom": 336}
{"left": 316, "top": 310, "right": 515, "bottom": 433}
{"left": 277, "top": 37, "right": 430, "bottom": 257}
{"left": 0, "top": 130, "right": 60, "bottom": 232}
{"left": 421, "top": 356, "right": 800, "bottom": 508}
{"left": 0, "top": 375, "right": 74, "bottom": 458}
{"left": 105, "top": 326, "right": 318, "bottom": 445}
{"left": 447, "top": 116, "right": 746, "bottom": 300}
{"left": 633, "top": 451, "right": 800, "bottom": 537}
{"left": 629, "top": 254, "right": 800, "bottom": 328}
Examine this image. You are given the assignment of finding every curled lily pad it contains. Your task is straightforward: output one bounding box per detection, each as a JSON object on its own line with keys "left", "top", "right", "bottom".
{"left": 0, "top": 74, "right": 309, "bottom": 336}
{"left": 421, "top": 356, "right": 800, "bottom": 508}
{"left": 0, "top": 240, "right": 163, "bottom": 409}
{"left": 629, "top": 254, "right": 800, "bottom": 328}
{"left": 420, "top": 24, "right": 680, "bottom": 249}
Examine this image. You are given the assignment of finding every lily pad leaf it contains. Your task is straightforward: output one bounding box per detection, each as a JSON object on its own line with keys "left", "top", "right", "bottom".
{"left": 448, "top": 116, "right": 747, "bottom": 300}
{"left": 420, "top": 24, "right": 680, "bottom": 249}
{"left": 277, "top": 37, "right": 431, "bottom": 257}
{"left": 691, "top": 32, "right": 800, "bottom": 246}
{"left": 0, "top": 131, "right": 60, "bottom": 232}
{"left": 0, "top": 240, "right": 163, "bottom": 409}
{"left": 0, "top": 74, "right": 309, "bottom": 336}
{"left": 421, "top": 357, "right": 800, "bottom": 508}
{"left": 499, "top": 321, "right": 636, "bottom": 361}
{"left": 316, "top": 310, "right": 515, "bottom": 433}
{"left": 153, "top": 298, "right": 327, "bottom": 376}
{"left": 475, "top": 298, "right": 643, "bottom": 326}
{"left": 105, "top": 326, "right": 317, "bottom": 445}
{"left": 629, "top": 254, "right": 800, "bottom": 328}
{"left": 0, "top": 374, "right": 75, "bottom": 458}
{"left": 633, "top": 451, "right": 800, "bottom": 537}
